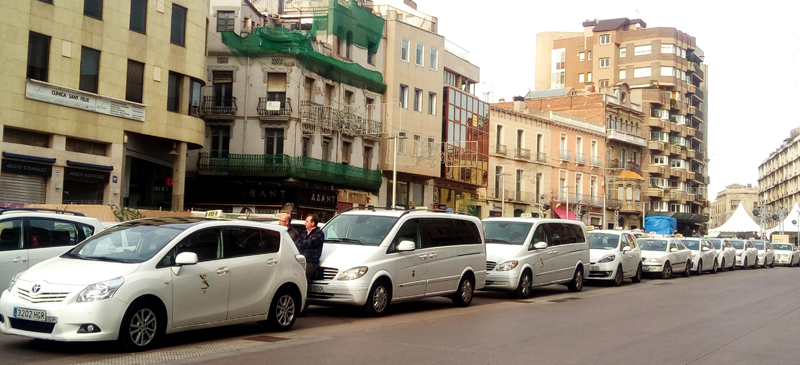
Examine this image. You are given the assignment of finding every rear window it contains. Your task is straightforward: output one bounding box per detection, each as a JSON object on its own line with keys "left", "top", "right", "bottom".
{"left": 482, "top": 221, "right": 532, "bottom": 245}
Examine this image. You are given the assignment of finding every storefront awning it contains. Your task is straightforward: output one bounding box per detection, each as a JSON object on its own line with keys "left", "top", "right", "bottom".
{"left": 553, "top": 207, "right": 577, "bottom": 220}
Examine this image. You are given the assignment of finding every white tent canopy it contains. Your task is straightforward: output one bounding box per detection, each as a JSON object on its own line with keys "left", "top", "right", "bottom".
{"left": 766, "top": 202, "right": 800, "bottom": 234}
{"left": 709, "top": 202, "right": 761, "bottom": 233}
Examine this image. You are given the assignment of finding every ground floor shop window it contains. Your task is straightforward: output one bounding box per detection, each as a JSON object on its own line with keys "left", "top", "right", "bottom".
{"left": 62, "top": 180, "right": 103, "bottom": 204}
{"left": 126, "top": 157, "right": 172, "bottom": 210}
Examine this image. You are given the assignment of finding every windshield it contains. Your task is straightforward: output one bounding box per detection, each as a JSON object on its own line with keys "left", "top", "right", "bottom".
{"left": 708, "top": 239, "right": 723, "bottom": 249}
{"left": 730, "top": 240, "right": 745, "bottom": 249}
{"left": 321, "top": 214, "right": 398, "bottom": 246}
{"left": 64, "top": 223, "right": 183, "bottom": 263}
{"left": 638, "top": 239, "right": 668, "bottom": 251}
{"left": 482, "top": 221, "right": 533, "bottom": 244}
{"left": 588, "top": 233, "right": 620, "bottom": 250}
{"left": 681, "top": 240, "right": 700, "bottom": 250}
{"left": 753, "top": 242, "right": 765, "bottom": 250}
{"left": 773, "top": 244, "right": 793, "bottom": 250}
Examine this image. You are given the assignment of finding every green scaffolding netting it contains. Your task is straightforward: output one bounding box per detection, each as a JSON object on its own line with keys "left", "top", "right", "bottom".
{"left": 311, "top": 0, "right": 384, "bottom": 55}
{"left": 221, "top": 26, "right": 386, "bottom": 94}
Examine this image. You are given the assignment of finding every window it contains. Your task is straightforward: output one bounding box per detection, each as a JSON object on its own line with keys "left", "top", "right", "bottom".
{"left": 634, "top": 45, "right": 652, "bottom": 56}
{"left": 210, "top": 126, "right": 229, "bottom": 157}
{"left": 599, "top": 58, "right": 609, "bottom": 68}
{"left": 167, "top": 71, "right": 183, "bottom": 112}
{"left": 587, "top": 72, "right": 592, "bottom": 82}
{"left": 217, "top": 10, "right": 234, "bottom": 32}
{"left": 661, "top": 67, "right": 674, "bottom": 77}
{"left": 400, "top": 39, "right": 409, "bottom": 62}
{"left": 363, "top": 145, "right": 372, "bottom": 169}
{"left": 3, "top": 127, "right": 49, "bottom": 148}
{"left": 427, "top": 137, "right": 435, "bottom": 158}
{"left": 515, "top": 169, "right": 523, "bottom": 199}
{"left": 27, "top": 32, "right": 50, "bottom": 82}
{"left": 399, "top": 84, "right": 408, "bottom": 108}
{"left": 302, "top": 137, "right": 310, "bottom": 157}
{"left": 84, "top": 0, "right": 103, "bottom": 19}
{"left": 126, "top": 60, "right": 144, "bottom": 103}
{"left": 212, "top": 70, "right": 233, "bottom": 109}
{"left": 79, "top": 47, "right": 100, "bottom": 93}
{"left": 599, "top": 34, "right": 610, "bottom": 45}
{"left": 367, "top": 43, "right": 376, "bottom": 65}
{"left": 633, "top": 67, "right": 651, "bottom": 78}
{"left": 578, "top": 73, "right": 584, "bottom": 83}
{"left": 170, "top": 4, "right": 187, "bottom": 46}
{"left": 29, "top": 219, "right": 80, "bottom": 248}
{"left": 397, "top": 131, "right": 407, "bottom": 154}
{"left": 265, "top": 128, "right": 284, "bottom": 155}
{"left": 661, "top": 44, "right": 675, "bottom": 54}
{"left": 599, "top": 79, "right": 609, "bottom": 88}
{"left": 324, "top": 83, "right": 334, "bottom": 106}
{"left": 130, "top": 0, "right": 147, "bottom": 33}
{"left": 579, "top": 53, "right": 585, "bottom": 62}
{"left": 415, "top": 43, "right": 424, "bottom": 66}
{"left": 587, "top": 51, "right": 592, "bottom": 60}
{"left": 267, "top": 73, "right": 287, "bottom": 112}
{"left": 322, "top": 139, "right": 331, "bottom": 161}
{"left": 341, "top": 141, "right": 351, "bottom": 164}
{"left": 413, "top": 135, "right": 421, "bottom": 156}
{"left": 66, "top": 138, "right": 107, "bottom": 156}
{"left": 172, "top": 229, "right": 224, "bottom": 262}
{"left": 430, "top": 48, "right": 438, "bottom": 70}
{"left": 228, "top": 228, "right": 280, "bottom": 257}
{"left": 189, "top": 78, "right": 202, "bottom": 115}
{"left": 428, "top": 92, "right": 437, "bottom": 115}
{"left": 414, "top": 88, "right": 422, "bottom": 112}
{"left": 494, "top": 166, "right": 503, "bottom": 198}
{"left": 619, "top": 69, "right": 626, "bottom": 79}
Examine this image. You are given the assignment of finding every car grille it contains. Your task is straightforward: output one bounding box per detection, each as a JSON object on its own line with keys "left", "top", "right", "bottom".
{"left": 307, "top": 293, "right": 335, "bottom": 300}
{"left": 486, "top": 261, "right": 497, "bottom": 271}
{"left": 9, "top": 318, "right": 55, "bottom": 333}
{"left": 314, "top": 267, "right": 339, "bottom": 281}
{"left": 17, "top": 288, "right": 69, "bottom": 304}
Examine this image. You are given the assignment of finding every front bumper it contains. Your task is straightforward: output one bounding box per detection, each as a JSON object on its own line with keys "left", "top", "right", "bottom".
{"left": 306, "top": 279, "right": 370, "bottom": 307}
{"left": 641, "top": 263, "right": 664, "bottom": 273}
{"left": 0, "top": 288, "right": 126, "bottom": 342}
{"left": 587, "top": 262, "right": 617, "bottom": 280}
{"left": 483, "top": 270, "right": 518, "bottom": 291}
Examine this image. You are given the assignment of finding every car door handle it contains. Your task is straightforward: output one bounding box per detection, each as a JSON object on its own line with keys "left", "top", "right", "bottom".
{"left": 12, "top": 258, "right": 27, "bottom": 263}
{"left": 216, "top": 268, "right": 229, "bottom": 275}
{"left": 266, "top": 259, "right": 278, "bottom": 266}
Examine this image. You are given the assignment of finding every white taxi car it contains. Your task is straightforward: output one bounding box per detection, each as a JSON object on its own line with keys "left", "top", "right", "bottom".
{"left": 680, "top": 238, "right": 718, "bottom": 274}
{"left": 587, "top": 230, "right": 642, "bottom": 286}
{"left": 730, "top": 239, "right": 758, "bottom": 269}
{"left": 639, "top": 237, "right": 692, "bottom": 279}
{"left": 0, "top": 218, "right": 307, "bottom": 351}
{"left": 708, "top": 238, "right": 736, "bottom": 271}
{"left": 752, "top": 240, "right": 775, "bottom": 268}
{"left": 771, "top": 243, "right": 800, "bottom": 266}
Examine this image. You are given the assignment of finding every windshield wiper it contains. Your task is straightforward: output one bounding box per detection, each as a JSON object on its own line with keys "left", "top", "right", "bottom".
{"left": 81, "top": 256, "right": 132, "bottom": 263}
{"left": 60, "top": 252, "right": 84, "bottom": 259}
{"left": 326, "top": 238, "right": 364, "bottom": 245}
{"left": 485, "top": 239, "right": 509, "bottom": 243}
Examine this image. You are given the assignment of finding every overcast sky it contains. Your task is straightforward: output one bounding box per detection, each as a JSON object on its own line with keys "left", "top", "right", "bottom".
{"left": 416, "top": 0, "right": 800, "bottom": 199}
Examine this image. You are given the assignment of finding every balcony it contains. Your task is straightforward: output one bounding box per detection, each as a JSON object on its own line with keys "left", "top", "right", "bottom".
{"left": 575, "top": 153, "right": 587, "bottom": 165}
{"left": 590, "top": 155, "right": 603, "bottom": 167}
{"left": 606, "top": 198, "right": 621, "bottom": 209}
{"left": 631, "top": 103, "right": 643, "bottom": 112}
{"left": 693, "top": 130, "right": 705, "bottom": 142}
{"left": 196, "top": 153, "right": 382, "bottom": 192}
{"left": 687, "top": 84, "right": 696, "bottom": 94}
{"left": 645, "top": 188, "right": 664, "bottom": 198}
{"left": 695, "top": 108, "right": 704, "bottom": 121}
{"left": 619, "top": 200, "right": 643, "bottom": 213}
{"left": 490, "top": 190, "right": 541, "bottom": 204}
{"left": 568, "top": 193, "right": 604, "bottom": 207}
{"left": 648, "top": 165, "right": 670, "bottom": 176}
{"left": 687, "top": 148, "right": 696, "bottom": 159}
{"left": 536, "top": 152, "right": 548, "bottom": 163}
{"left": 648, "top": 140, "right": 667, "bottom": 152}
{"left": 495, "top": 144, "right": 507, "bottom": 156}
{"left": 687, "top": 105, "right": 696, "bottom": 115}
{"left": 694, "top": 67, "right": 705, "bottom": 81}
{"left": 686, "top": 127, "right": 695, "bottom": 138}
{"left": 300, "top": 101, "right": 383, "bottom": 139}
{"left": 515, "top": 148, "right": 531, "bottom": 160}
{"left": 642, "top": 89, "right": 670, "bottom": 105}
{"left": 687, "top": 171, "right": 696, "bottom": 180}
{"left": 257, "top": 97, "right": 292, "bottom": 117}
{"left": 608, "top": 129, "right": 647, "bottom": 147}
{"left": 559, "top": 149, "right": 573, "bottom": 162}
{"left": 669, "top": 145, "right": 682, "bottom": 156}
{"left": 200, "top": 96, "right": 237, "bottom": 116}
{"left": 603, "top": 94, "right": 620, "bottom": 105}
{"left": 669, "top": 190, "right": 687, "bottom": 203}
{"left": 647, "top": 118, "right": 668, "bottom": 130}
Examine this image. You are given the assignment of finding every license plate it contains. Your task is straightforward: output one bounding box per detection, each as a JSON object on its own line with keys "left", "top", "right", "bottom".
{"left": 309, "top": 285, "right": 325, "bottom": 293}
{"left": 590, "top": 265, "right": 599, "bottom": 271}
{"left": 642, "top": 266, "right": 653, "bottom": 271}
{"left": 13, "top": 307, "right": 57, "bottom": 323}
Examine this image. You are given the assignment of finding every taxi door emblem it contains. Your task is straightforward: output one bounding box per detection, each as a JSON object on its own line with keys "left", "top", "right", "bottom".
{"left": 200, "top": 274, "right": 210, "bottom": 289}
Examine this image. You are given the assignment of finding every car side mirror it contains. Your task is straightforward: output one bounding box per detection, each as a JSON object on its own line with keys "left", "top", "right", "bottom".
{"left": 533, "top": 242, "right": 548, "bottom": 249}
{"left": 670, "top": 247, "right": 678, "bottom": 252}
{"left": 397, "top": 240, "right": 416, "bottom": 252}
{"left": 176, "top": 252, "right": 199, "bottom": 265}
{"left": 622, "top": 246, "right": 632, "bottom": 252}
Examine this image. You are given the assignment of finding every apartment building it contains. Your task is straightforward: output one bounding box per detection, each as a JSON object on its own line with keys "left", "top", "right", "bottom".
{"left": 483, "top": 101, "right": 551, "bottom": 218}
{"left": 710, "top": 183, "right": 759, "bottom": 229}
{"left": 758, "top": 128, "right": 800, "bottom": 212}
{"left": 535, "top": 17, "right": 710, "bottom": 231}
{"left": 0, "top": 0, "right": 208, "bottom": 210}
{"left": 185, "top": 0, "right": 385, "bottom": 221}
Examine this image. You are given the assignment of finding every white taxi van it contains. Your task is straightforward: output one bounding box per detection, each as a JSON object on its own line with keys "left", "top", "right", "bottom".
{"left": 0, "top": 218, "right": 307, "bottom": 351}
{"left": 307, "top": 208, "right": 486, "bottom": 316}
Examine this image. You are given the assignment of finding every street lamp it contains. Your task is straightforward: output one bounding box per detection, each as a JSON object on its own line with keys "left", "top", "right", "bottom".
{"left": 497, "top": 167, "right": 511, "bottom": 216}
{"left": 384, "top": 133, "right": 407, "bottom": 209}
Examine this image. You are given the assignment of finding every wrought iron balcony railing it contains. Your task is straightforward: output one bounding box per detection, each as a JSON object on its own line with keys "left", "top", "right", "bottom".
{"left": 515, "top": 148, "right": 531, "bottom": 159}
{"left": 200, "top": 96, "right": 237, "bottom": 116}
{"left": 257, "top": 97, "right": 292, "bottom": 116}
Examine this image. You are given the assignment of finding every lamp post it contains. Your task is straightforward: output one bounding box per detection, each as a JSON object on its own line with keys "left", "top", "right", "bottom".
{"left": 384, "top": 133, "right": 407, "bottom": 209}
{"left": 498, "top": 168, "right": 511, "bottom": 216}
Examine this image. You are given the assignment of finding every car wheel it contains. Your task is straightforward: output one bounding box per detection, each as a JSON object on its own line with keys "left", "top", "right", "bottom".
{"left": 682, "top": 260, "right": 691, "bottom": 277}
{"left": 661, "top": 262, "right": 672, "bottom": 279}
{"left": 730, "top": 258, "right": 736, "bottom": 271}
{"left": 752, "top": 257, "right": 758, "bottom": 269}
{"left": 769, "top": 258, "right": 775, "bottom": 268}
{"left": 451, "top": 275, "right": 475, "bottom": 307}
{"left": 567, "top": 268, "right": 584, "bottom": 292}
{"left": 631, "top": 264, "right": 642, "bottom": 283}
{"left": 711, "top": 259, "right": 718, "bottom": 274}
{"left": 118, "top": 300, "right": 163, "bottom": 352}
{"left": 695, "top": 260, "right": 703, "bottom": 276}
{"left": 266, "top": 289, "right": 298, "bottom": 331}
{"left": 512, "top": 270, "right": 532, "bottom": 299}
{"left": 363, "top": 278, "right": 391, "bottom": 317}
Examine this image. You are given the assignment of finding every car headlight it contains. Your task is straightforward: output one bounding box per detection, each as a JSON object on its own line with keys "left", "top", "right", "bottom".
{"left": 644, "top": 258, "right": 663, "bottom": 263}
{"left": 8, "top": 272, "right": 23, "bottom": 292}
{"left": 736, "top": 252, "right": 743, "bottom": 256}
{"left": 337, "top": 267, "right": 368, "bottom": 281}
{"left": 496, "top": 261, "right": 519, "bottom": 271}
{"left": 598, "top": 255, "right": 616, "bottom": 263}
{"left": 76, "top": 277, "right": 124, "bottom": 303}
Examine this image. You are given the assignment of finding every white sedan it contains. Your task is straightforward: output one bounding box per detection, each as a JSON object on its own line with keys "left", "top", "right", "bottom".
{"left": 639, "top": 238, "right": 693, "bottom": 279}
{"left": 587, "top": 230, "right": 642, "bottom": 286}
{"left": 681, "top": 238, "right": 718, "bottom": 274}
{"left": 708, "top": 238, "right": 736, "bottom": 271}
{"left": 771, "top": 243, "right": 800, "bottom": 266}
{"left": 752, "top": 240, "right": 776, "bottom": 268}
{"left": 730, "top": 239, "right": 758, "bottom": 269}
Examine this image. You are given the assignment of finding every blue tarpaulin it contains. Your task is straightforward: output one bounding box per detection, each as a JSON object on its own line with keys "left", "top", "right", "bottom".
{"left": 645, "top": 216, "right": 677, "bottom": 235}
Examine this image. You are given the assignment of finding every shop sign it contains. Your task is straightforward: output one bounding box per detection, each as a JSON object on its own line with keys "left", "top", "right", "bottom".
{"left": 0, "top": 159, "right": 52, "bottom": 177}
{"left": 26, "top": 80, "right": 145, "bottom": 122}
{"left": 64, "top": 167, "right": 110, "bottom": 183}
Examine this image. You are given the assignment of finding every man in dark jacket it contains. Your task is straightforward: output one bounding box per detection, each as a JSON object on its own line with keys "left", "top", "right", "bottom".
{"left": 278, "top": 213, "right": 299, "bottom": 242}
{"left": 296, "top": 214, "right": 324, "bottom": 281}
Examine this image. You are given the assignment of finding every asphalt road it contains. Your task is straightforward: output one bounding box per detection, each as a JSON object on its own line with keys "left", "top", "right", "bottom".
{"left": 4, "top": 264, "right": 800, "bottom": 365}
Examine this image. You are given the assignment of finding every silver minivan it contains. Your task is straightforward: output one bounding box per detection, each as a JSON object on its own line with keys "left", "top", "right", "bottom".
{"left": 481, "top": 218, "right": 589, "bottom": 299}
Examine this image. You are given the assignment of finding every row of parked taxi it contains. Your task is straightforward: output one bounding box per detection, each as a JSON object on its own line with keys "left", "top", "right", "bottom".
{"left": 0, "top": 207, "right": 795, "bottom": 352}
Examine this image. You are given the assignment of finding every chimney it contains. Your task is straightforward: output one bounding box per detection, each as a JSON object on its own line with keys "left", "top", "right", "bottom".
{"left": 513, "top": 96, "right": 525, "bottom": 112}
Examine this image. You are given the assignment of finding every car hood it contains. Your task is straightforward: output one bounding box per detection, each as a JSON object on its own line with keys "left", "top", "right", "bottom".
{"left": 774, "top": 249, "right": 793, "bottom": 254}
{"left": 319, "top": 244, "right": 382, "bottom": 270}
{"left": 590, "top": 249, "right": 619, "bottom": 262}
{"left": 640, "top": 250, "right": 669, "bottom": 259}
{"left": 20, "top": 257, "right": 141, "bottom": 286}
{"left": 486, "top": 244, "right": 524, "bottom": 263}
{"left": 735, "top": 248, "right": 746, "bottom": 254}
